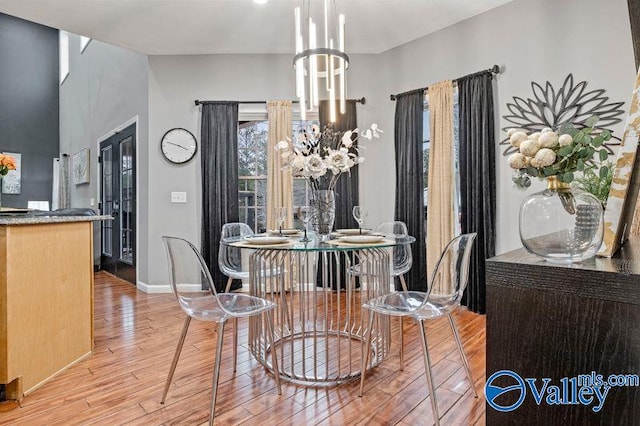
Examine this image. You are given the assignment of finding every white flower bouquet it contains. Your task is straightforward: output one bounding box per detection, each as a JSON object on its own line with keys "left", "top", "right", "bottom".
{"left": 276, "top": 123, "right": 382, "bottom": 190}
{"left": 506, "top": 116, "right": 611, "bottom": 189}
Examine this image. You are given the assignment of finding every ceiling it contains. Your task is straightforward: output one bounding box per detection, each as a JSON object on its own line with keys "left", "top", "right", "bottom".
{"left": 0, "top": 0, "right": 513, "bottom": 55}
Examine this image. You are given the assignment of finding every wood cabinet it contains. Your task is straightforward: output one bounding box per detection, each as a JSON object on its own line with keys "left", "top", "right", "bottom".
{"left": 0, "top": 219, "right": 97, "bottom": 399}
{"left": 486, "top": 239, "right": 640, "bottom": 425}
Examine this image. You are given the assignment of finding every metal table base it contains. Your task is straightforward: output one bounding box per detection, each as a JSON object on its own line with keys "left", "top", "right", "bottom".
{"left": 248, "top": 247, "right": 391, "bottom": 385}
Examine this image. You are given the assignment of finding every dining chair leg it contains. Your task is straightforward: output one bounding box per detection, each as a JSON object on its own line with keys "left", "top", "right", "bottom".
{"left": 161, "top": 316, "right": 191, "bottom": 404}
{"left": 399, "top": 274, "right": 408, "bottom": 292}
{"left": 358, "top": 310, "right": 376, "bottom": 397}
{"left": 225, "top": 277, "right": 233, "bottom": 293}
{"left": 398, "top": 275, "right": 408, "bottom": 371}
{"left": 399, "top": 317, "right": 404, "bottom": 371}
{"left": 209, "top": 321, "right": 226, "bottom": 426}
{"left": 448, "top": 314, "right": 477, "bottom": 397}
{"left": 264, "top": 310, "right": 282, "bottom": 395}
{"left": 232, "top": 317, "right": 238, "bottom": 373}
{"left": 418, "top": 319, "right": 440, "bottom": 426}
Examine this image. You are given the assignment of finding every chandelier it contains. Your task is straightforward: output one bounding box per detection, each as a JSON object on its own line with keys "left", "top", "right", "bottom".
{"left": 294, "top": 0, "right": 349, "bottom": 122}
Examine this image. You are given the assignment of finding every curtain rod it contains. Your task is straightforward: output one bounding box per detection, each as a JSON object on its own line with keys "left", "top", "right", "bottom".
{"left": 194, "top": 97, "right": 366, "bottom": 106}
{"left": 389, "top": 65, "right": 500, "bottom": 101}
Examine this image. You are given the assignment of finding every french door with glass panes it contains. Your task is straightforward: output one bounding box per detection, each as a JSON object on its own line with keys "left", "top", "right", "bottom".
{"left": 99, "top": 123, "right": 136, "bottom": 284}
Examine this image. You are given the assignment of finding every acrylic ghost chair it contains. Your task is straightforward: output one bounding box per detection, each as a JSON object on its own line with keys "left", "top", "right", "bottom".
{"left": 218, "top": 222, "right": 256, "bottom": 293}
{"left": 218, "top": 222, "right": 288, "bottom": 369}
{"left": 161, "top": 236, "right": 281, "bottom": 425}
{"left": 348, "top": 221, "right": 413, "bottom": 368}
{"left": 358, "top": 233, "right": 478, "bottom": 426}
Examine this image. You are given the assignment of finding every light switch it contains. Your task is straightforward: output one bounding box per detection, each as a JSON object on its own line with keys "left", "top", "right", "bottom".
{"left": 171, "top": 192, "right": 187, "bottom": 203}
{"left": 90, "top": 198, "right": 95, "bottom": 206}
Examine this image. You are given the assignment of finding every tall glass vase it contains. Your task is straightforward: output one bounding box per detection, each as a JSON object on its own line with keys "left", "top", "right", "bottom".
{"left": 310, "top": 189, "right": 335, "bottom": 242}
{"left": 519, "top": 176, "right": 604, "bottom": 264}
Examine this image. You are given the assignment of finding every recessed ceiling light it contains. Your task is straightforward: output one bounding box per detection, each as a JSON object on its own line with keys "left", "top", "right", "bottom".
{"left": 253, "top": 0, "right": 268, "bottom": 4}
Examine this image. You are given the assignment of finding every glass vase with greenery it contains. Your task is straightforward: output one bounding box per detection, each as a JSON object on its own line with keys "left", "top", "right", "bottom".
{"left": 572, "top": 161, "right": 614, "bottom": 208}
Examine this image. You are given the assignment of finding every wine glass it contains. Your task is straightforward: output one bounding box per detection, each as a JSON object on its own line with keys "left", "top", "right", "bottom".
{"left": 298, "top": 206, "right": 311, "bottom": 242}
{"left": 352, "top": 206, "right": 367, "bottom": 234}
{"left": 274, "top": 207, "right": 287, "bottom": 236}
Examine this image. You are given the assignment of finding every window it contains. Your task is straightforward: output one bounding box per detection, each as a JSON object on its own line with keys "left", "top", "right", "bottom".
{"left": 80, "top": 36, "right": 91, "bottom": 53}
{"left": 238, "top": 119, "right": 268, "bottom": 232}
{"left": 237, "top": 112, "right": 318, "bottom": 233}
{"left": 59, "top": 31, "right": 69, "bottom": 84}
{"left": 423, "top": 91, "right": 461, "bottom": 235}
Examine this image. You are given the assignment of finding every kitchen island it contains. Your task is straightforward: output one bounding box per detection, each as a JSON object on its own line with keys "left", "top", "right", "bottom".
{"left": 0, "top": 214, "right": 110, "bottom": 400}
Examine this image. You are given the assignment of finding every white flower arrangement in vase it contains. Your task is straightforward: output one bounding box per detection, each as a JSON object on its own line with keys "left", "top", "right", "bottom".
{"left": 276, "top": 123, "right": 382, "bottom": 190}
{"left": 506, "top": 115, "right": 611, "bottom": 190}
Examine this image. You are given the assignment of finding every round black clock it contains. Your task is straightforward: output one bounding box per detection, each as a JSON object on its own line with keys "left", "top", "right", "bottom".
{"left": 161, "top": 128, "right": 197, "bottom": 164}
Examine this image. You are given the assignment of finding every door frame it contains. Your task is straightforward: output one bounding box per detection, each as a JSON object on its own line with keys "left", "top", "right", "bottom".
{"left": 96, "top": 116, "right": 139, "bottom": 287}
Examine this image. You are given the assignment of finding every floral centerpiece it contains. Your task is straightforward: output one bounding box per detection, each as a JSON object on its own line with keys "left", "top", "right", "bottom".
{"left": 505, "top": 116, "right": 609, "bottom": 263}
{"left": 506, "top": 115, "right": 611, "bottom": 190}
{"left": 276, "top": 123, "right": 382, "bottom": 239}
{"left": 276, "top": 123, "right": 382, "bottom": 190}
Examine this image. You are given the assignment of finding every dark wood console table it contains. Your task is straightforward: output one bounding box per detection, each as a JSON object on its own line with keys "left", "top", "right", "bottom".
{"left": 486, "top": 238, "right": 640, "bottom": 425}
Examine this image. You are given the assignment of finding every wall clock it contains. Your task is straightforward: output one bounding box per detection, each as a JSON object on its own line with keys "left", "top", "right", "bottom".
{"left": 161, "top": 128, "right": 197, "bottom": 164}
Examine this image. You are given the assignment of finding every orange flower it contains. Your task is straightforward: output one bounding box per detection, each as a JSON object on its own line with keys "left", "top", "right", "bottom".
{"left": 0, "top": 154, "right": 16, "bottom": 176}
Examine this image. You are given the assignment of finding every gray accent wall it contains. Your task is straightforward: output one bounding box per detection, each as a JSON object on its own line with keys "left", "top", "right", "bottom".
{"left": 0, "top": 13, "right": 59, "bottom": 208}
{"left": 59, "top": 35, "right": 149, "bottom": 277}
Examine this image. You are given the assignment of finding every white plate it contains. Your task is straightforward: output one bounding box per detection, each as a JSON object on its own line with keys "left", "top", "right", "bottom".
{"left": 244, "top": 236, "right": 290, "bottom": 245}
{"left": 336, "top": 228, "right": 372, "bottom": 235}
{"left": 338, "top": 235, "right": 385, "bottom": 244}
{"left": 267, "top": 229, "right": 302, "bottom": 236}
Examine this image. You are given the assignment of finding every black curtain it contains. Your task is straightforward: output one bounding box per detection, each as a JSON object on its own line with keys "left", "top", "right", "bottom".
{"left": 458, "top": 73, "right": 496, "bottom": 314}
{"left": 319, "top": 100, "right": 359, "bottom": 229}
{"left": 628, "top": 0, "right": 640, "bottom": 69}
{"left": 317, "top": 100, "right": 358, "bottom": 289}
{"left": 394, "top": 90, "right": 427, "bottom": 291}
{"left": 201, "top": 101, "right": 240, "bottom": 292}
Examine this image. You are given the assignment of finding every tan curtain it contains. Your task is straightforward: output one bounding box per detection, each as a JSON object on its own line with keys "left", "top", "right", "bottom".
{"left": 426, "top": 80, "right": 455, "bottom": 291}
{"left": 266, "top": 100, "right": 293, "bottom": 230}
{"left": 632, "top": 203, "right": 640, "bottom": 236}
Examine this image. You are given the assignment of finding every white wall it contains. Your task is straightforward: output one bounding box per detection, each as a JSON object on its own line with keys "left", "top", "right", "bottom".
{"left": 372, "top": 0, "right": 636, "bottom": 254}
{"left": 60, "top": 36, "right": 149, "bottom": 277}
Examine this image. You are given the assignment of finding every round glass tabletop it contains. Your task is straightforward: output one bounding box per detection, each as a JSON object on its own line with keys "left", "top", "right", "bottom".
{"left": 221, "top": 232, "right": 415, "bottom": 252}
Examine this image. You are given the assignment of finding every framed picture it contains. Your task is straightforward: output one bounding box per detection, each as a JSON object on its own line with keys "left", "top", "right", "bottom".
{"left": 73, "top": 148, "right": 90, "bottom": 185}
{"left": 599, "top": 67, "right": 640, "bottom": 256}
{"left": 1, "top": 152, "right": 21, "bottom": 194}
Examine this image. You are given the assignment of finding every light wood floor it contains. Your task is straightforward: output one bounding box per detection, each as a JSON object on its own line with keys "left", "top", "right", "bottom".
{"left": 0, "top": 272, "right": 486, "bottom": 425}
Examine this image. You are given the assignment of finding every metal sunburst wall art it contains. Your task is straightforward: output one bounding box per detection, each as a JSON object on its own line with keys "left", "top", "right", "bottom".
{"left": 501, "top": 74, "right": 625, "bottom": 156}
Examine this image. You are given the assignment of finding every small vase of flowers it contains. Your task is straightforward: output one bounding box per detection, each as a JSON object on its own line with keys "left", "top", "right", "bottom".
{"left": 506, "top": 116, "right": 609, "bottom": 263}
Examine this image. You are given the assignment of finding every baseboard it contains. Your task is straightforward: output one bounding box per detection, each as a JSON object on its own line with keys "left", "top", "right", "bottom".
{"left": 136, "top": 280, "right": 202, "bottom": 294}
{"left": 137, "top": 280, "right": 168, "bottom": 293}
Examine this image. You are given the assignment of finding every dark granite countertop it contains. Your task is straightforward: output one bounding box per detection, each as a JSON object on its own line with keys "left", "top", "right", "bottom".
{"left": 0, "top": 215, "right": 112, "bottom": 225}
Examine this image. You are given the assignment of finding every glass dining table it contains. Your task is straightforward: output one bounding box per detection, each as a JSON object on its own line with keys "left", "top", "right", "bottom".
{"left": 222, "top": 231, "right": 415, "bottom": 385}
